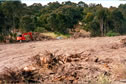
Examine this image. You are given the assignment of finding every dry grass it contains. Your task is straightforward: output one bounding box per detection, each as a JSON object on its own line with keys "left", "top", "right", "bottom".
{"left": 97, "top": 74, "right": 111, "bottom": 84}
{"left": 42, "top": 32, "right": 58, "bottom": 38}
{"left": 42, "top": 32, "right": 69, "bottom": 39}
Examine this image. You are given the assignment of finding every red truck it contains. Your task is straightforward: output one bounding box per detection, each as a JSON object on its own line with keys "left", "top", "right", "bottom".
{"left": 16, "top": 32, "right": 32, "bottom": 42}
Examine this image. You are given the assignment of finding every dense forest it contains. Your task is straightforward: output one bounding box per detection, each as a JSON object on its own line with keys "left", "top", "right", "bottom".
{"left": 0, "top": 0, "right": 126, "bottom": 41}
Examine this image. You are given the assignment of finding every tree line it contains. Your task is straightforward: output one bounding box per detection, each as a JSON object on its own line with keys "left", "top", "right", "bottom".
{"left": 0, "top": 0, "right": 126, "bottom": 40}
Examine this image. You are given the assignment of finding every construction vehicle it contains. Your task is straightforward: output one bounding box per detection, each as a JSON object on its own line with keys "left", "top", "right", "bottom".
{"left": 16, "top": 32, "right": 32, "bottom": 42}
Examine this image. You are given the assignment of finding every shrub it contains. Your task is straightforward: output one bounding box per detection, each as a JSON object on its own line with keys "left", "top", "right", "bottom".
{"left": 106, "top": 31, "right": 120, "bottom": 37}
{"left": 0, "top": 35, "right": 4, "bottom": 42}
{"left": 34, "top": 27, "right": 46, "bottom": 33}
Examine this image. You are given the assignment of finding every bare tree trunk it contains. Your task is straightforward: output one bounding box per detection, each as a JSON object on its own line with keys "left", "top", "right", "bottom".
{"left": 100, "top": 18, "right": 104, "bottom": 36}
{"left": 104, "top": 20, "right": 107, "bottom": 35}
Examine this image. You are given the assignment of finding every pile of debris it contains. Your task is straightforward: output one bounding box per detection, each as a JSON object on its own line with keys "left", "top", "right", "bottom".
{"left": 0, "top": 50, "right": 113, "bottom": 84}
{"left": 32, "top": 32, "right": 54, "bottom": 41}
{"left": 70, "top": 29, "right": 90, "bottom": 39}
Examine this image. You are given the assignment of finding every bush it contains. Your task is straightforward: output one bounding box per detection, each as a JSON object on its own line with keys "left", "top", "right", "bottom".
{"left": 106, "top": 31, "right": 120, "bottom": 37}
{"left": 10, "top": 33, "right": 16, "bottom": 38}
{"left": 34, "top": 27, "right": 46, "bottom": 33}
{"left": 0, "top": 35, "right": 4, "bottom": 42}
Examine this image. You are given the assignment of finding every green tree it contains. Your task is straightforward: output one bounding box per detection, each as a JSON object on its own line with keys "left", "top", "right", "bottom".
{"left": 0, "top": 4, "right": 5, "bottom": 34}
{"left": 46, "top": 5, "right": 82, "bottom": 34}
{"left": 78, "top": 1, "right": 88, "bottom": 8}
{"left": 20, "top": 15, "right": 35, "bottom": 32}
{"left": 1, "top": 1, "right": 23, "bottom": 32}
{"left": 111, "top": 9, "right": 124, "bottom": 33}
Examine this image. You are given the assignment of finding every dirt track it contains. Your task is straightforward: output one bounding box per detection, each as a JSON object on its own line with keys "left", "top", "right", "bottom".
{"left": 0, "top": 36, "right": 126, "bottom": 74}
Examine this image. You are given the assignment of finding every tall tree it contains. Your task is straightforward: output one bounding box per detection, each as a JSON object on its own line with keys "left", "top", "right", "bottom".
{"left": 1, "top": 1, "right": 23, "bottom": 32}
{"left": 96, "top": 8, "right": 107, "bottom": 36}
{"left": 111, "top": 9, "right": 124, "bottom": 33}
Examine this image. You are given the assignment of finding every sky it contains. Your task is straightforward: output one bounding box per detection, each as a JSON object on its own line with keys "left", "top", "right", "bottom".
{"left": 21, "top": 0, "right": 126, "bottom": 8}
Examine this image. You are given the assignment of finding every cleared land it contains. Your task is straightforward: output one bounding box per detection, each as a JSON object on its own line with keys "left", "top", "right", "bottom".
{"left": 1, "top": 36, "right": 126, "bottom": 83}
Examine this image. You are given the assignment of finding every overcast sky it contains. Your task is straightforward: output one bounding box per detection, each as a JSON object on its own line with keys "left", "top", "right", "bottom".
{"left": 21, "top": 0, "right": 126, "bottom": 8}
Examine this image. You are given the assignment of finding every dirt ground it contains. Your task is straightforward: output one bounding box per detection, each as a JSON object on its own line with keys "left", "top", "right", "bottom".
{"left": 1, "top": 36, "right": 126, "bottom": 83}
